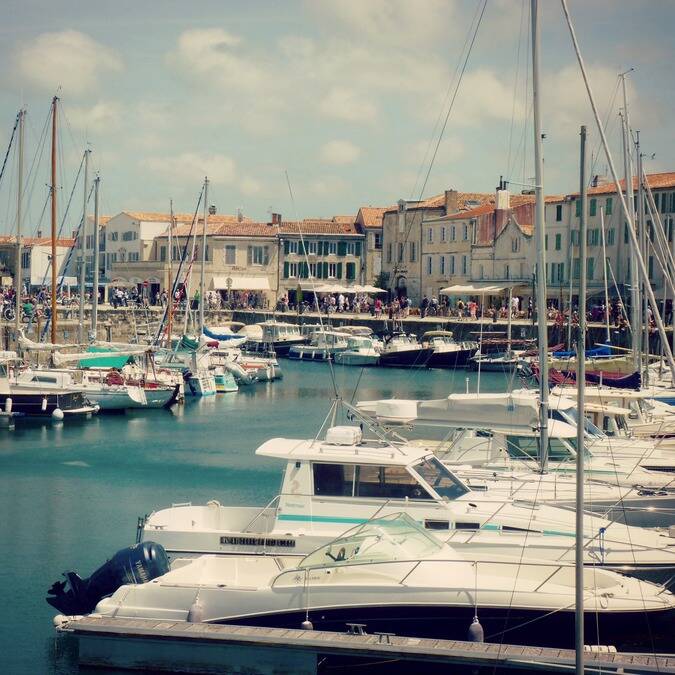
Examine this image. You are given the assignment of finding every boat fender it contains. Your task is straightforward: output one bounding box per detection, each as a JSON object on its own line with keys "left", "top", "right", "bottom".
{"left": 42, "top": 397, "right": 48, "bottom": 412}
{"left": 301, "top": 619, "right": 314, "bottom": 631}
{"left": 187, "top": 601, "right": 204, "bottom": 623}
{"left": 467, "top": 616, "right": 484, "bottom": 642}
{"left": 52, "top": 408, "right": 64, "bottom": 421}
{"left": 4, "top": 397, "right": 11, "bottom": 413}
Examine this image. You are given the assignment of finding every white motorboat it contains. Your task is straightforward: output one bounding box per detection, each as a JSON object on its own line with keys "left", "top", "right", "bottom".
{"left": 334, "top": 336, "right": 381, "bottom": 366}
{"left": 378, "top": 333, "right": 433, "bottom": 368}
{"left": 288, "top": 330, "right": 350, "bottom": 361}
{"left": 140, "top": 423, "right": 675, "bottom": 585}
{"left": 95, "top": 514, "right": 675, "bottom": 651}
{"left": 241, "top": 320, "right": 306, "bottom": 356}
{"left": 422, "top": 331, "right": 478, "bottom": 369}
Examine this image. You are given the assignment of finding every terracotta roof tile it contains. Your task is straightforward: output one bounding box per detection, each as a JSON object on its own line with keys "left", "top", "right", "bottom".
{"left": 279, "top": 219, "right": 360, "bottom": 235}
{"left": 122, "top": 211, "right": 250, "bottom": 224}
{"left": 575, "top": 172, "right": 675, "bottom": 196}
{"left": 356, "top": 206, "right": 390, "bottom": 228}
{"left": 0, "top": 235, "right": 75, "bottom": 247}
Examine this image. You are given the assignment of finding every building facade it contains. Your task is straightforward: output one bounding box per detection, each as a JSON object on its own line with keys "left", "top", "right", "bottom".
{"left": 355, "top": 206, "right": 388, "bottom": 285}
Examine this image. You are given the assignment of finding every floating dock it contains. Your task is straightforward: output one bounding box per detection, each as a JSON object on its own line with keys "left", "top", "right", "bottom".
{"left": 62, "top": 616, "right": 675, "bottom": 674}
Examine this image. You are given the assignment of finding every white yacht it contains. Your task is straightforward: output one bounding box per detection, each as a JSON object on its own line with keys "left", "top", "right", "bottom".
{"left": 241, "top": 320, "right": 306, "bottom": 356}
{"left": 95, "top": 513, "right": 675, "bottom": 651}
{"left": 378, "top": 333, "right": 432, "bottom": 368}
{"left": 288, "top": 330, "right": 350, "bottom": 361}
{"left": 334, "top": 336, "right": 381, "bottom": 366}
{"left": 422, "top": 331, "right": 478, "bottom": 369}
{"left": 140, "top": 424, "right": 675, "bottom": 584}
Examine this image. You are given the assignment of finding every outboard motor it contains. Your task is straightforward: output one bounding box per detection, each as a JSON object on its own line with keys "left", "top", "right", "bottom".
{"left": 46, "top": 541, "right": 169, "bottom": 615}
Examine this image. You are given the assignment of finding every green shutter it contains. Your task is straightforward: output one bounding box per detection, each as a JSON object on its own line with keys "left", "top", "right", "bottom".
{"left": 316, "top": 262, "right": 322, "bottom": 278}
{"left": 337, "top": 241, "right": 347, "bottom": 256}
{"left": 284, "top": 240, "right": 290, "bottom": 255}
{"left": 337, "top": 262, "right": 343, "bottom": 279}
{"left": 263, "top": 246, "right": 269, "bottom": 265}
{"left": 283, "top": 262, "right": 289, "bottom": 279}
{"left": 589, "top": 198, "right": 597, "bottom": 216}
{"left": 247, "top": 246, "right": 252, "bottom": 265}
{"left": 323, "top": 262, "right": 329, "bottom": 277}
{"left": 346, "top": 262, "right": 355, "bottom": 280}
{"left": 300, "top": 240, "right": 307, "bottom": 256}
{"left": 355, "top": 241, "right": 362, "bottom": 257}
{"left": 606, "top": 197, "right": 612, "bottom": 215}
{"left": 575, "top": 199, "right": 581, "bottom": 217}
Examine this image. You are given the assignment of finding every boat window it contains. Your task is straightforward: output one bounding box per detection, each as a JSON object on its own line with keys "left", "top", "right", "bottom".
{"left": 313, "top": 463, "right": 356, "bottom": 497}
{"left": 412, "top": 457, "right": 469, "bottom": 500}
{"left": 558, "top": 406, "right": 604, "bottom": 437}
{"left": 506, "top": 435, "right": 576, "bottom": 460}
{"left": 355, "top": 465, "right": 432, "bottom": 500}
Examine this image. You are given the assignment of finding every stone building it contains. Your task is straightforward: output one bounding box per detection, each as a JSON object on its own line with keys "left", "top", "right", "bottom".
{"left": 355, "top": 206, "right": 388, "bottom": 285}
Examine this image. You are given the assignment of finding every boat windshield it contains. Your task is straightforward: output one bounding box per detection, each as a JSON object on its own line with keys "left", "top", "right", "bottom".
{"left": 411, "top": 456, "right": 469, "bottom": 500}
{"left": 298, "top": 512, "right": 442, "bottom": 569}
{"left": 554, "top": 407, "right": 604, "bottom": 438}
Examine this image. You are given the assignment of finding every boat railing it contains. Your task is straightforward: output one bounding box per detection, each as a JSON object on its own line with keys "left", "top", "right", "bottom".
{"left": 243, "top": 494, "right": 281, "bottom": 533}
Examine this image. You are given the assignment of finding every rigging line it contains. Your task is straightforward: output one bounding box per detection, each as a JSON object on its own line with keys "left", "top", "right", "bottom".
{"left": 409, "top": 0, "right": 484, "bottom": 201}
{"left": 22, "top": 104, "right": 52, "bottom": 236}
{"left": 284, "top": 169, "right": 340, "bottom": 402}
{"left": 0, "top": 111, "right": 20, "bottom": 191}
{"left": 506, "top": 0, "right": 528, "bottom": 174}
{"left": 588, "top": 77, "right": 621, "bottom": 181}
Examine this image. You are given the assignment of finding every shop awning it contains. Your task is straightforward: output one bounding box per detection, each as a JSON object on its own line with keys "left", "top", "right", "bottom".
{"left": 440, "top": 282, "right": 526, "bottom": 295}
{"left": 211, "top": 276, "right": 271, "bottom": 291}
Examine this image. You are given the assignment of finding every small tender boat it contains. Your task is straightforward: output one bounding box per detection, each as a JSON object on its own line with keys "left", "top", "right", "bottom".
{"left": 288, "top": 330, "right": 350, "bottom": 361}
{"left": 423, "top": 331, "right": 478, "bottom": 368}
{"left": 378, "top": 333, "right": 432, "bottom": 368}
{"left": 93, "top": 514, "right": 675, "bottom": 651}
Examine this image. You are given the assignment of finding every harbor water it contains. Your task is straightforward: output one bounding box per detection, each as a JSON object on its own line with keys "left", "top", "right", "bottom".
{"left": 1, "top": 361, "right": 512, "bottom": 674}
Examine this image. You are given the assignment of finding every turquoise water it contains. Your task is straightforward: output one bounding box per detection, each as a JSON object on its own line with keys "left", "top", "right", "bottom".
{"left": 0, "top": 361, "right": 510, "bottom": 674}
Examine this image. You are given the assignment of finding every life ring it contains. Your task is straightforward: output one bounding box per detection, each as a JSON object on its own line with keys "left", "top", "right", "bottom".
{"left": 105, "top": 371, "right": 125, "bottom": 386}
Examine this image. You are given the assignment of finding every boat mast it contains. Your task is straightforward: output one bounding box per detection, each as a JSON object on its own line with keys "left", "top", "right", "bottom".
{"left": 619, "top": 72, "right": 640, "bottom": 372}
{"left": 91, "top": 175, "right": 100, "bottom": 337}
{"left": 50, "top": 96, "right": 58, "bottom": 344}
{"left": 167, "top": 199, "right": 174, "bottom": 347}
{"left": 78, "top": 148, "right": 90, "bottom": 343}
{"left": 636, "top": 132, "right": 650, "bottom": 383}
{"left": 599, "top": 206, "right": 611, "bottom": 342}
{"left": 15, "top": 108, "right": 25, "bottom": 334}
{"left": 199, "top": 176, "right": 209, "bottom": 334}
{"left": 531, "top": 0, "right": 549, "bottom": 471}
{"left": 574, "top": 124, "right": 588, "bottom": 675}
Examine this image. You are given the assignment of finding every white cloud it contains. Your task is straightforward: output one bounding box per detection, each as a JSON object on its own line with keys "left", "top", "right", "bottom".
{"left": 68, "top": 101, "right": 123, "bottom": 133}
{"left": 308, "top": 176, "right": 348, "bottom": 196}
{"left": 318, "top": 87, "right": 377, "bottom": 123}
{"left": 239, "top": 175, "right": 262, "bottom": 195}
{"left": 15, "top": 30, "right": 122, "bottom": 95}
{"left": 319, "top": 140, "right": 361, "bottom": 165}
{"left": 141, "top": 152, "right": 237, "bottom": 186}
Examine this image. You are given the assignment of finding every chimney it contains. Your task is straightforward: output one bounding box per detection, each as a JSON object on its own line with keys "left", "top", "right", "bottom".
{"left": 495, "top": 176, "right": 510, "bottom": 211}
{"left": 269, "top": 213, "right": 282, "bottom": 226}
{"left": 237, "top": 208, "right": 244, "bottom": 223}
{"left": 444, "top": 189, "right": 459, "bottom": 215}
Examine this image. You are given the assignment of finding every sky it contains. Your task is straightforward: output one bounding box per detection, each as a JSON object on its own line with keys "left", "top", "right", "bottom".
{"left": 1, "top": 0, "right": 674, "bottom": 234}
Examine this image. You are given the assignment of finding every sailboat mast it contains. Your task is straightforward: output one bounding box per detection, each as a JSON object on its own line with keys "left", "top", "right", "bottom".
{"left": 78, "top": 148, "right": 90, "bottom": 343}
{"left": 531, "top": 0, "right": 549, "bottom": 471}
{"left": 167, "top": 200, "right": 174, "bottom": 347}
{"left": 199, "top": 176, "right": 209, "bottom": 334}
{"left": 575, "top": 124, "right": 588, "bottom": 675}
{"left": 620, "top": 73, "right": 640, "bottom": 371}
{"left": 599, "top": 207, "right": 611, "bottom": 342}
{"left": 15, "top": 108, "right": 25, "bottom": 334}
{"left": 91, "top": 176, "right": 100, "bottom": 337}
{"left": 636, "top": 133, "right": 650, "bottom": 383}
{"left": 50, "top": 96, "right": 58, "bottom": 344}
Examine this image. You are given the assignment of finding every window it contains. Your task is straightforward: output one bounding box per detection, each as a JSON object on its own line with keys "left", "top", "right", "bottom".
{"left": 374, "top": 233, "right": 382, "bottom": 250}
{"left": 450, "top": 255, "right": 455, "bottom": 274}
{"left": 224, "top": 245, "right": 236, "bottom": 264}
{"left": 587, "top": 229, "right": 599, "bottom": 246}
{"left": 441, "top": 226, "right": 446, "bottom": 242}
{"left": 327, "top": 241, "right": 337, "bottom": 255}
{"left": 511, "top": 237, "right": 520, "bottom": 253}
{"left": 575, "top": 199, "right": 581, "bottom": 217}
{"left": 398, "top": 243, "right": 404, "bottom": 262}
{"left": 649, "top": 255, "right": 654, "bottom": 279}
{"left": 605, "top": 197, "right": 613, "bottom": 215}
{"left": 624, "top": 222, "right": 629, "bottom": 244}
{"left": 426, "top": 256, "right": 432, "bottom": 275}
{"left": 451, "top": 225, "right": 456, "bottom": 240}
{"left": 159, "top": 246, "right": 166, "bottom": 262}
{"left": 661, "top": 193, "right": 668, "bottom": 214}
{"left": 387, "top": 243, "right": 392, "bottom": 263}
{"left": 307, "top": 241, "right": 318, "bottom": 255}
{"left": 85, "top": 234, "right": 94, "bottom": 249}
{"left": 409, "top": 241, "right": 416, "bottom": 262}
{"left": 346, "top": 261, "right": 356, "bottom": 280}
{"left": 462, "top": 224, "right": 468, "bottom": 240}
{"left": 109, "top": 231, "right": 118, "bottom": 241}
{"left": 428, "top": 227, "right": 433, "bottom": 243}
{"left": 412, "top": 457, "right": 468, "bottom": 500}
{"left": 606, "top": 229, "right": 615, "bottom": 246}
{"left": 545, "top": 234, "right": 549, "bottom": 250}
{"left": 287, "top": 240, "right": 299, "bottom": 254}
{"left": 589, "top": 198, "right": 597, "bottom": 217}
{"left": 248, "top": 245, "right": 269, "bottom": 266}
{"left": 172, "top": 245, "right": 181, "bottom": 261}
{"left": 461, "top": 255, "right": 467, "bottom": 275}
{"left": 573, "top": 257, "right": 580, "bottom": 279}
{"left": 328, "top": 262, "right": 337, "bottom": 278}
{"left": 504, "top": 264, "right": 510, "bottom": 279}
{"left": 571, "top": 230, "right": 579, "bottom": 246}
{"left": 21, "top": 250, "right": 30, "bottom": 268}
{"left": 555, "top": 233, "right": 562, "bottom": 250}
{"left": 345, "top": 242, "right": 357, "bottom": 256}
{"left": 586, "top": 257, "right": 594, "bottom": 280}
{"left": 285, "top": 262, "right": 298, "bottom": 278}
{"left": 556, "top": 204, "right": 563, "bottom": 221}
{"left": 122, "top": 230, "right": 135, "bottom": 241}
{"left": 440, "top": 255, "right": 445, "bottom": 275}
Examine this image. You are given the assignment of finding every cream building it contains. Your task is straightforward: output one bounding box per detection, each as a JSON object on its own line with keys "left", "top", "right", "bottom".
{"left": 355, "top": 206, "right": 388, "bottom": 285}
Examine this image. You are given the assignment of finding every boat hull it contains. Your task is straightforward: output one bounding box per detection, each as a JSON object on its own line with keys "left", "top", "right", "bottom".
{"left": 427, "top": 347, "right": 477, "bottom": 369}
{"left": 0, "top": 391, "right": 95, "bottom": 418}
{"left": 378, "top": 348, "right": 433, "bottom": 368}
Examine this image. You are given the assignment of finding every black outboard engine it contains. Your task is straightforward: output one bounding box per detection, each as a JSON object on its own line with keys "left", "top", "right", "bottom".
{"left": 47, "top": 541, "right": 170, "bottom": 615}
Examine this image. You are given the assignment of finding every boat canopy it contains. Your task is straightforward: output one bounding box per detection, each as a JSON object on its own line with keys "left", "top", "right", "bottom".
{"left": 297, "top": 513, "right": 442, "bottom": 570}
{"left": 210, "top": 276, "right": 270, "bottom": 291}
{"left": 421, "top": 330, "right": 454, "bottom": 339}
{"left": 357, "top": 392, "right": 541, "bottom": 431}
